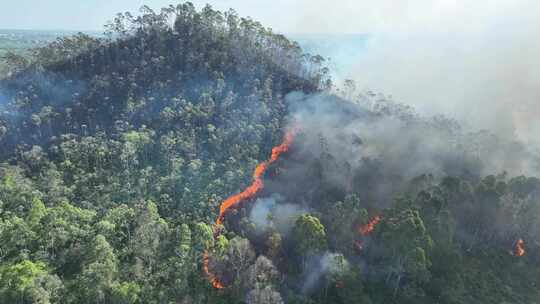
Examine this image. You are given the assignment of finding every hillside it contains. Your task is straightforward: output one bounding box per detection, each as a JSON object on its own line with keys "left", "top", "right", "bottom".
{"left": 0, "top": 3, "right": 539, "bottom": 304}
{"left": 0, "top": 29, "right": 80, "bottom": 77}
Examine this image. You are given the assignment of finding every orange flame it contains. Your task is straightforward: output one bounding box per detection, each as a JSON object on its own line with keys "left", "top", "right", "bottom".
{"left": 215, "top": 130, "right": 294, "bottom": 227}
{"left": 513, "top": 239, "right": 525, "bottom": 257}
{"left": 203, "top": 129, "right": 296, "bottom": 289}
{"left": 202, "top": 252, "right": 224, "bottom": 289}
{"left": 359, "top": 215, "right": 381, "bottom": 236}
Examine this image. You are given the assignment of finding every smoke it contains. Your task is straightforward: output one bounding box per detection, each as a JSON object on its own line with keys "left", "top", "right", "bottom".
{"left": 284, "top": 90, "right": 540, "bottom": 197}
{"left": 302, "top": 252, "right": 348, "bottom": 293}
{"left": 303, "top": 1, "right": 540, "bottom": 146}
{"left": 260, "top": 0, "right": 538, "bottom": 148}
{"left": 0, "top": 89, "right": 6, "bottom": 109}
{"left": 349, "top": 31, "right": 540, "bottom": 143}
{"left": 249, "top": 195, "right": 308, "bottom": 235}
{"left": 249, "top": 197, "right": 276, "bottom": 232}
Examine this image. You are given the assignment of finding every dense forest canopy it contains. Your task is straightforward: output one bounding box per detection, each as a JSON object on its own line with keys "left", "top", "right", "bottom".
{"left": 0, "top": 2, "right": 539, "bottom": 304}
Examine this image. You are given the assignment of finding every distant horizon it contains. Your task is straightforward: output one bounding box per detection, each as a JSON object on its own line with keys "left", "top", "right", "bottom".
{"left": 3, "top": 0, "right": 512, "bottom": 35}
{"left": 0, "top": 28, "right": 103, "bottom": 34}
{"left": 0, "top": 0, "right": 365, "bottom": 34}
{"left": 0, "top": 28, "right": 369, "bottom": 37}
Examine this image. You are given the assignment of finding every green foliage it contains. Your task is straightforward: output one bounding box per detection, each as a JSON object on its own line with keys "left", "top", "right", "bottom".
{"left": 27, "top": 197, "right": 47, "bottom": 228}
{"left": 292, "top": 214, "right": 327, "bottom": 259}
{"left": 325, "top": 194, "right": 367, "bottom": 255}
{"left": 110, "top": 281, "right": 140, "bottom": 304}
{"left": 194, "top": 222, "right": 214, "bottom": 252}
{"left": 0, "top": 260, "right": 63, "bottom": 304}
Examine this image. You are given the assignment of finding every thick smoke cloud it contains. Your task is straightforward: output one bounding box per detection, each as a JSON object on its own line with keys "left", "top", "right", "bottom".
{"left": 349, "top": 30, "right": 540, "bottom": 143}
{"left": 290, "top": 0, "right": 525, "bottom": 34}
{"left": 301, "top": 0, "right": 540, "bottom": 145}
{"left": 189, "top": 0, "right": 521, "bottom": 34}
{"left": 286, "top": 91, "right": 539, "bottom": 183}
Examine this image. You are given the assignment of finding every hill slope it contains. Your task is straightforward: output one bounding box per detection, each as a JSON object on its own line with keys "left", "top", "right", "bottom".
{"left": 0, "top": 4, "right": 327, "bottom": 302}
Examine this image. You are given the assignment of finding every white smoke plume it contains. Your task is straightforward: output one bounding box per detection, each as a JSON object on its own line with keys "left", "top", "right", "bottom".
{"left": 290, "top": 0, "right": 540, "bottom": 145}
{"left": 249, "top": 195, "right": 308, "bottom": 235}
{"left": 302, "top": 252, "right": 348, "bottom": 293}
{"left": 287, "top": 91, "right": 540, "bottom": 180}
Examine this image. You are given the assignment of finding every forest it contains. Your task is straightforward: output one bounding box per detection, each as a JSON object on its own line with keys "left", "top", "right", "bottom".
{"left": 0, "top": 2, "right": 539, "bottom": 304}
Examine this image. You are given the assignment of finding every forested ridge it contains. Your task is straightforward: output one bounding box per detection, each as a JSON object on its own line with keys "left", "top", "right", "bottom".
{"left": 0, "top": 2, "right": 539, "bottom": 304}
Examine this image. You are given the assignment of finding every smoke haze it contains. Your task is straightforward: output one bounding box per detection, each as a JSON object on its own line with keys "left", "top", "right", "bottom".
{"left": 286, "top": 92, "right": 540, "bottom": 180}
{"left": 301, "top": 252, "right": 347, "bottom": 293}
{"left": 249, "top": 196, "right": 308, "bottom": 235}
{"left": 8, "top": 1, "right": 538, "bottom": 144}
{"left": 302, "top": 0, "right": 540, "bottom": 145}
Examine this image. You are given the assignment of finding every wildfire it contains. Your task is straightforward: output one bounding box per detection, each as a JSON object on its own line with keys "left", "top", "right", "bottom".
{"left": 215, "top": 130, "right": 294, "bottom": 227}
{"left": 359, "top": 215, "right": 381, "bottom": 236}
{"left": 513, "top": 239, "right": 526, "bottom": 257}
{"left": 204, "top": 128, "right": 296, "bottom": 289}
{"left": 354, "top": 215, "right": 381, "bottom": 254}
{"left": 202, "top": 252, "right": 224, "bottom": 289}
